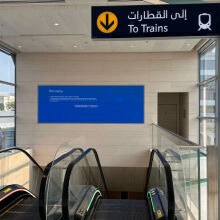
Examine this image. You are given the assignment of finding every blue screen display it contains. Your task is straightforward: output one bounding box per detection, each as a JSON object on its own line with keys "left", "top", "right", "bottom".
{"left": 38, "top": 85, "right": 144, "bottom": 123}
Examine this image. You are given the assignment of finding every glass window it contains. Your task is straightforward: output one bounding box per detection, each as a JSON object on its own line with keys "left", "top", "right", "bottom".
{"left": 199, "top": 81, "right": 215, "bottom": 117}
{"left": 0, "top": 51, "right": 15, "bottom": 83}
{"left": 0, "top": 117, "right": 15, "bottom": 149}
{"left": 199, "top": 40, "right": 218, "bottom": 220}
{"left": 200, "top": 119, "right": 216, "bottom": 147}
{"left": 0, "top": 49, "right": 15, "bottom": 149}
{"left": 0, "top": 83, "right": 15, "bottom": 117}
{"left": 199, "top": 42, "right": 217, "bottom": 148}
{"left": 200, "top": 44, "right": 216, "bottom": 82}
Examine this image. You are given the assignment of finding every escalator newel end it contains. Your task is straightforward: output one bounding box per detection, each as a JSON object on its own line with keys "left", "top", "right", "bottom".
{"left": 146, "top": 188, "right": 168, "bottom": 220}
{"left": 75, "top": 186, "right": 102, "bottom": 220}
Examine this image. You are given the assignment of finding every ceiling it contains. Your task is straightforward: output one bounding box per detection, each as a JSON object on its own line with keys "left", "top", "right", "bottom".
{"left": 0, "top": 0, "right": 218, "bottom": 53}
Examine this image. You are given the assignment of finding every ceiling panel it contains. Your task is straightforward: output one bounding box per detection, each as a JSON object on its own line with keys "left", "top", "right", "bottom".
{"left": 0, "top": 0, "right": 215, "bottom": 52}
{"left": 2, "top": 35, "right": 201, "bottom": 52}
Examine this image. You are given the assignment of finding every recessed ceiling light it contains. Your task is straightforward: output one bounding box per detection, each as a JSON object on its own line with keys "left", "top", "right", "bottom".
{"left": 186, "top": 43, "right": 191, "bottom": 46}
{"left": 73, "top": 45, "right": 77, "bottom": 48}
{"left": 130, "top": 45, "right": 134, "bottom": 48}
{"left": 54, "top": 23, "right": 59, "bottom": 26}
{"left": 18, "top": 45, "right": 22, "bottom": 48}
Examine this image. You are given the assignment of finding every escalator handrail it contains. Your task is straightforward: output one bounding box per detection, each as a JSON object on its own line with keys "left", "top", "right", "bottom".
{"left": 0, "top": 147, "right": 43, "bottom": 172}
{"left": 62, "top": 148, "right": 110, "bottom": 220}
{"left": 145, "top": 149, "right": 175, "bottom": 220}
{"left": 39, "top": 147, "right": 84, "bottom": 220}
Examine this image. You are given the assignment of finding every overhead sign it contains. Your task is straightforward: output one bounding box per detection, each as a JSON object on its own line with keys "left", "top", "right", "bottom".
{"left": 38, "top": 85, "right": 144, "bottom": 124}
{"left": 92, "top": 3, "right": 220, "bottom": 38}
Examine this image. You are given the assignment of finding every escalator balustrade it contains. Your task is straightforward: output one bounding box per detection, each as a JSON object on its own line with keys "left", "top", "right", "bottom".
{"left": 61, "top": 148, "right": 175, "bottom": 220}
{"left": 0, "top": 147, "right": 175, "bottom": 220}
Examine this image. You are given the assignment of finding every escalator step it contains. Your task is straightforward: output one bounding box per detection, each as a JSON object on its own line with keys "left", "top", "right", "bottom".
{"left": 92, "top": 199, "right": 150, "bottom": 220}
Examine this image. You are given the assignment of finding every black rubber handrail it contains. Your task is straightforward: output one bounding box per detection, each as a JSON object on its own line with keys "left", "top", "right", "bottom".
{"left": 62, "top": 148, "right": 110, "bottom": 220}
{"left": 145, "top": 149, "right": 175, "bottom": 220}
{"left": 0, "top": 147, "right": 43, "bottom": 172}
{"left": 39, "top": 147, "right": 84, "bottom": 220}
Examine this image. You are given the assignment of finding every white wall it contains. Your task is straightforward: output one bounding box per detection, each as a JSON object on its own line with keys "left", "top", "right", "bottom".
{"left": 16, "top": 52, "right": 198, "bottom": 167}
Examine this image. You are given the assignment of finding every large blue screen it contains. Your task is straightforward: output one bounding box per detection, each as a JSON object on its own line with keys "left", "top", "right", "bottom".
{"left": 38, "top": 85, "right": 144, "bottom": 123}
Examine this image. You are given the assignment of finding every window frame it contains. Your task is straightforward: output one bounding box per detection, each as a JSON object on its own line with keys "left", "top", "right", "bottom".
{"left": 0, "top": 46, "right": 16, "bottom": 147}
{"left": 198, "top": 39, "right": 219, "bottom": 220}
{"left": 198, "top": 40, "right": 217, "bottom": 147}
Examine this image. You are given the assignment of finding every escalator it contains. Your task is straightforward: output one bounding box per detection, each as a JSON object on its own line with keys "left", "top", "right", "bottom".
{"left": 0, "top": 147, "right": 83, "bottom": 220}
{"left": 61, "top": 148, "right": 175, "bottom": 220}
{"left": 0, "top": 147, "right": 175, "bottom": 220}
{"left": 0, "top": 147, "right": 44, "bottom": 220}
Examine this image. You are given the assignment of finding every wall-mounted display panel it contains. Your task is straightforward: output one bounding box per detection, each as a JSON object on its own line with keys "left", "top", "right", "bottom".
{"left": 38, "top": 85, "right": 144, "bottom": 123}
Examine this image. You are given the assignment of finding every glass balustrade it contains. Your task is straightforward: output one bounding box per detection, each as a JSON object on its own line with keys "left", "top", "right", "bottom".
{"left": 152, "top": 123, "right": 204, "bottom": 220}
{"left": 61, "top": 148, "right": 108, "bottom": 220}
{"left": 45, "top": 142, "right": 83, "bottom": 220}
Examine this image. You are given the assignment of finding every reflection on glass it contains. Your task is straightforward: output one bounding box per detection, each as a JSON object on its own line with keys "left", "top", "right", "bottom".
{"left": 0, "top": 51, "right": 15, "bottom": 83}
{"left": 0, "top": 117, "right": 15, "bottom": 149}
{"left": 200, "top": 119, "right": 216, "bottom": 147}
{"left": 199, "top": 81, "right": 215, "bottom": 117}
{"left": 200, "top": 44, "right": 216, "bottom": 82}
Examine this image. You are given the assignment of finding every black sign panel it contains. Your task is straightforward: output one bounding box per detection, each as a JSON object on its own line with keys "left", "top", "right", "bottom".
{"left": 92, "top": 4, "right": 220, "bottom": 38}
